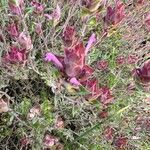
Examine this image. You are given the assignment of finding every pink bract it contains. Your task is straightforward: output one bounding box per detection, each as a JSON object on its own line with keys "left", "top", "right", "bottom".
{"left": 8, "top": 0, "right": 24, "bottom": 15}
{"left": 31, "top": 1, "right": 44, "bottom": 14}
{"left": 145, "top": 13, "right": 150, "bottom": 31}
{"left": 18, "top": 32, "right": 33, "bottom": 50}
{"left": 7, "top": 23, "right": 19, "bottom": 38}
{"left": 135, "top": 60, "right": 150, "bottom": 83}
{"left": 100, "top": 87, "right": 114, "bottom": 104}
{"left": 62, "top": 26, "right": 76, "bottom": 47}
{"left": 104, "top": 0, "right": 125, "bottom": 26}
{"left": 3, "top": 46, "right": 26, "bottom": 64}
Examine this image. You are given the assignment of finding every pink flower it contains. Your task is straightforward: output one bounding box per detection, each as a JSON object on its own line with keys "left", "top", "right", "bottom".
{"left": 18, "top": 32, "right": 33, "bottom": 50}
{"left": 97, "top": 60, "right": 108, "bottom": 70}
{"left": 7, "top": 23, "right": 19, "bottom": 38}
{"left": 104, "top": 1, "right": 125, "bottom": 26}
{"left": 145, "top": 13, "right": 150, "bottom": 31}
{"left": 31, "top": 1, "right": 44, "bottom": 14}
{"left": 85, "top": 33, "right": 96, "bottom": 55}
{"left": 54, "top": 116, "right": 65, "bottom": 129}
{"left": 70, "top": 77, "right": 81, "bottom": 86}
{"left": 43, "top": 134, "right": 59, "bottom": 148}
{"left": 127, "top": 54, "right": 138, "bottom": 64}
{"left": 62, "top": 26, "right": 76, "bottom": 47}
{"left": 100, "top": 87, "right": 114, "bottom": 104}
{"left": 44, "top": 52, "right": 64, "bottom": 69}
{"left": 8, "top": 0, "right": 24, "bottom": 15}
{"left": 3, "top": 46, "right": 26, "bottom": 64}
{"left": 116, "top": 55, "right": 126, "bottom": 65}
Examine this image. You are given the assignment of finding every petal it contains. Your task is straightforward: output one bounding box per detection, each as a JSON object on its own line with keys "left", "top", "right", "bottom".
{"left": 44, "top": 52, "right": 63, "bottom": 69}
{"left": 70, "top": 77, "right": 81, "bottom": 86}
{"left": 85, "top": 33, "right": 96, "bottom": 55}
{"left": 44, "top": 14, "right": 53, "bottom": 20}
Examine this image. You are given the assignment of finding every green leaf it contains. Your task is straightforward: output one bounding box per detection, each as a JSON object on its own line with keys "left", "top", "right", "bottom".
{"left": 18, "top": 97, "right": 31, "bottom": 115}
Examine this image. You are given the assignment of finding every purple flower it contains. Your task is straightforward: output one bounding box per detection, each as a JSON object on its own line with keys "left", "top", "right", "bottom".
{"left": 85, "top": 33, "right": 96, "bottom": 55}
{"left": 70, "top": 77, "right": 81, "bottom": 86}
{"left": 44, "top": 52, "right": 64, "bottom": 69}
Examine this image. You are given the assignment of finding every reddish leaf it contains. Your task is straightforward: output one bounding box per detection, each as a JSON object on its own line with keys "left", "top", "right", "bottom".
{"left": 64, "top": 42, "right": 85, "bottom": 77}
{"left": 127, "top": 54, "right": 138, "bottom": 64}
{"left": 62, "top": 26, "right": 76, "bottom": 47}
{"left": 83, "top": 78, "right": 102, "bottom": 100}
{"left": 7, "top": 23, "right": 19, "bottom": 38}
{"left": 116, "top": 56, "right": 126, "bottom": 65}
{"left": 100, "top": 87, "right": 114, "bottom": 104}
{"left": 18, "top": 32, "right": 33, "bottom": 50}
{"left": 135, "top": 60, "right": 150, "bottom": 83}
{"left": 114, "top": 137, "right": 128, "bottom": 149}
{"left": 79, "top": 65, "right": 94, "bottom": 82}
{"left": 104, "top": 1, "right": 125, "bottom": 26}
{"left": 31, "top": 1, "right": 44, "bottom": 14}
{"left": 103, "top": 126, "right": 114, "bottom": 141}
{"left": 99, "top": 110, "right": 108, "bottom": 119}
{"left": 145, "top": 13, "right": 150, "bottom": 31}
{"left": 3, "top": 46, "right": 26, "bottom": 64}
{"left": 97, "top": 60, "right": 108, "bottom": 70}
{"left": 8, "top": 0, "right": 24, "bottom": 15}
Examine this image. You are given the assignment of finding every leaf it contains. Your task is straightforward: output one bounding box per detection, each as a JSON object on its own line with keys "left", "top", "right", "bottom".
{"left": 25, "top": 7, "right": 34, "bottom": 15}
{"left": 116, "top": 105, "right": 130, "bottom": 115}
{"left": 18, "top": 98, "right": 31, "bottom": 115}
{"left": 88, "top": 0, "right": 102, "bottom": 12}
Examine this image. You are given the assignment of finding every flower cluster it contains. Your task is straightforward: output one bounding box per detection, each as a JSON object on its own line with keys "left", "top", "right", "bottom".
{"left": 44, "top": 26, "right": 114, "bottom": 104}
